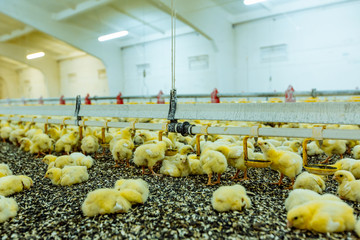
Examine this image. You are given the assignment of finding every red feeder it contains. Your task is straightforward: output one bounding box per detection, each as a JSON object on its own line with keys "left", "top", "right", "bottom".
{"left": 116, "top": 92, "right": 124, "bottom": 104}
{"left": 59, "top": 95, "right": 66, "bottom": 105}
{"left": 285, "top": 85, "right": 296, "bottom": 102}
{"left": 211, "top": 88, "right": 220, "bottom": 103}
{"left": 157, "top": 90, "right": 165, "bottom": 104}
{"left": 85, "top": 93, "right": 91, "bottom": 105}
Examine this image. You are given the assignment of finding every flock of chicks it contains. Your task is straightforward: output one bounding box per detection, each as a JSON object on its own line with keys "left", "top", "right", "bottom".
{"left": 1, "top": 117, "right": 360, "bottom": 236}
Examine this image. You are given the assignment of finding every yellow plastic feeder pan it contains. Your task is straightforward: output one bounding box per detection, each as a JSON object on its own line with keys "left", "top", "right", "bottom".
{"left": 268, "top": 98, "right": 283, "bottom": 103}
{"left": 243, "top": 136, "right": 272, "bottom": 168}
{"left": 348, "top": 96, "right": 360, "bottom": 102}
{"left": 304, "top": 97, "right": 320, "bottom": 102}
{"left": 302, "top": 138, "right": 338, "bottom": 175}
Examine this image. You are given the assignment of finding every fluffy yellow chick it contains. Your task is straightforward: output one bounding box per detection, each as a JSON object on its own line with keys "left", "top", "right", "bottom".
{"left": 319, "top": 140, "right": 347, "bottom": 164}
{"left": 9, "top": 128, "right": 27, "bottom": 146}
{"left": 287, "top": 200, "right": 356, "bottom": 233}
{"left": 285, "top": 189, "right": 342, "bottom": 211}
{"left": 47, "top": 127, "right": 61, "bottom": 141}
{"left": 133, "top": 141, "right": 167, "bottom": 176}
{"left": 25, "top": 128, "right": 43, "bottom": 139}
{"left": 293, "top": 172, "right": 326, "bottom": 194}
{"left": 112, "top": 139, "right": 134, "bottom": 168}
{"left": 0, "top": 164, "right": 12, "bottom": 178}
{"left": 187, "top": 154, "right": 205, "bottom": 175}
{"left": 277, "top": 140, "right": 302, "bottom": 154}
{"left": 52, "top": 155, "right": 75, "bottom": 169}
{"left": 200, "top": 149, "right": 228, "bottom": 185}
{"left": 19, "top": 137, "right": 32, "bottom": 152}
{"left": 333, "top": 158, "right": 360, "bottom": 179}
{"left": 339, "top": 125, "right": 360, "bottom": 153}
{"left": 0, "top": 125, "right": 12, "bottom": 142}
{"left": 0, "top": 196, "right": 18, "bottom": 223}
{"left": 81, "top": 188, "right": 131, "bottom": 217}
{"left": 333, "top": 170, "right": 360, "bottom": 202}
{"left": 0, "top": 175, "right": 33, "bottom": 196}
{"left": 258, "top": 140, "right": 302, "bottom": 188}
{"left": 211, "top": 185, "right": 251, "bottom": 212}
{"left": 42, "top": 154, "right": 57, "bottom": 165}
{"left": 55, "top": 131, "right": 79, "bottom": 154}
{"left": 30, "top": 133, "right": 53, "bottom": 157}
{"left": 306, "top": 141, "right": 324, "bottom": 156}
{"left": 44, "top": 166, "right": 89, "bottom": 186}
{"left": 114, "top": 178, "right": 149, "bottom": 205}
{"left": 352, "top": 145, "right": 360, "bottom": 159}
{"left": 160, "top": 154, "right": 190, "bottom": 177}
{"left": 70, "top": 153, "right": 94, "bottom": 169}
{"left": 81, "top": 135, "right": 99, "bottom": 156}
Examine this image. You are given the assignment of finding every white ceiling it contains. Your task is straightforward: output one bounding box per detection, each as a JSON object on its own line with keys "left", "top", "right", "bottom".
{"left": 0, "top": 0, "right": 354, "bottom": 70}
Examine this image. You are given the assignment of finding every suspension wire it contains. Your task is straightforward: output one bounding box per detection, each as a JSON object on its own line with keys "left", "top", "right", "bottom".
{"left": 171, "top": 0, "right": 176, "bottom": 90}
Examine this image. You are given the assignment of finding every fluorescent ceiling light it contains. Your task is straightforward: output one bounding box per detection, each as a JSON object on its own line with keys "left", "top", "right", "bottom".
{"left": 98, "top": 31, "right": 129, "bottom": 42}
{"left": 26, "top": 52, "right": 45, "bottom": 60}
{"left": 244, "top": 0, "right": 267, "bottom": 5}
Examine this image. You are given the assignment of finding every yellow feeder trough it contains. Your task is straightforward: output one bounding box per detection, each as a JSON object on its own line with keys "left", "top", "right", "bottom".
{"left": 243, "top": 136, "right": 272, "bottom": 168}
{"left": 302, "top": 138, "right": 338, "bottom": 175}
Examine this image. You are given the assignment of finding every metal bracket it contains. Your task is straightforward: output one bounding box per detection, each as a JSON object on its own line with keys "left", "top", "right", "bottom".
{"left": 312, "top": 126, "right": 324, "bottom": 140}
{"left": 311, "top": 88, "right": 317, "bottom": 98}
{"left": 74, "top": 95, "right": 82, "bottom": 126}
{"left": 167, "top": 89, "right": 177, "bottom": 122}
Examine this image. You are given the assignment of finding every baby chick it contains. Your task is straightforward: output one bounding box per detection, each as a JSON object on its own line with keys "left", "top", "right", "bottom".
{"left": 0, "top": 163, "right": 12, "bottom": 178}
{"left": 114, "top": 178, "right": 149, "bottom": 205}
{"left": 19, "top": 137, "right": 32, "bottom": 152}
{"left": 352, "top": 145, "right": 360, "bottom": 159}
{"left": 319, "top": 140, "right": 347, "bottom": 164}
{"left": 82, "top": 188, "right": 131, "bottom": 217}
{"left": 187, "top": 154, "right": 205, "bottom": 175}
{"left": 0, "top": 175, "right": 33, "bottom": 196}
{"left": 285, "top": 189, "right": 342, "bottom": 211}
{"left": 81, "top": 135, "right": 99, "bottom": 157}
{"left": 200, "top": 149, "right": 228, "bottom": 185}
{"left": 30, "top": 133, "right": 53, "bottom": 157}
{"left": 258, "top": 140, "right": 302, "bottom": 189}
{"left": 70, "top": 153, "right": 94, "bottom": 169}
{"left": 0, "top": 196, "right": 18, "bottom": 223}
{"left": 133, "top": 141, "right": 167, "bottom": 176}
{"left": 212, "top": 185, "right": 251, "bottom": 212}
{"left": 333, "top": 170, "right": 360, "bottom": 202}
{"left": 52, "top": 155, "right": 75, "bottom": 169}
{"left": 333, "top": 158, "right": 360, "bottom": 179}
{"left": 306, "top": 140, "right": 324, "bottom": 156}
{"left": 45, "top": 166, "right": 89, "bottom": 186}
{"left": 293, "top": 172, "right": 326, "bottom": 194}
{"left": 287, "top": 200, "right": 356, "bottom": 233}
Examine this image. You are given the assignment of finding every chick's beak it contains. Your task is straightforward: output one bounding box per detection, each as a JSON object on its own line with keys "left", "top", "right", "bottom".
{"left": 287, "top": 220, "right": 292, "bottom": 228}
{"left": 332, "top": 175, "right": 337, "bottom": 180}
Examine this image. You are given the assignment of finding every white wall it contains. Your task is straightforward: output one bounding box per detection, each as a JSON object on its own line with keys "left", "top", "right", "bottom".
{"left": 235, "top": 1, "right": 360, "bottom": 92}
{"left": 59, "top": 55, "right": 109, "bottom": 97}
{"left": 17, "top": 67, "right": 48, "bottom": 98}
{"left": 122, "top": 33, "right": 218, "bottom": 96}
{"left": 0, "top": 68, "right": 19, "bottom": 98}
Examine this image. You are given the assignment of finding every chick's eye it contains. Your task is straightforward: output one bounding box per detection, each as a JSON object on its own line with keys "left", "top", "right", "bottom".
{"left": 339, "top": 174, "right": 343, "bottom": 177}
{"left": 294, "top": 217, "right": 298, "bottom": 220}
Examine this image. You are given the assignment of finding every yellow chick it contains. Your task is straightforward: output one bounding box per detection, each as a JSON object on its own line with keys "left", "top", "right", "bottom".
{"left": 0, "top": 164, "right": 12, "bottom": 178}
{"left": 285, "top": 189, "right": 342, "bottom": 212}
{"left": 352, "top": 145, "right": 360, "bottom": 159}
{"left": 0, "top": 175, "right": 33, "bottom": 196}
{"left": 81, "top": 188, "right": 131, "bottom": 217}
{"left": 9, "top": 128, "right": 27, "bottom": 146}
{"left": 0, "top": 125, "right": 12, "bottom": 142}
{"left": 112, "top": 139, "right": 134, "bottom": 168}
{"left": 114, "top": 178, "right": 149, "bottom": 205}
{"left": 52, "top": 155, "right": 75, "bottom": 169}
{"left": 306, "top": 141, "right": 324, "bottom": 156}
{"left": 333, "top": 158, "right": 360, "bottom": 179}
{"left": 333, "top": 170, "right": 360, "bottom": 202}
{"left": 0, "top": 196, "right": 18, "bottom": 223}
{"left": 200, "top": 149, "right": 228, "bottom": 185}
{"left": 69, "top": 153, "right": 94, "bottom": 169}
{"left": 258, "top": 140, "right": 302, "bottom": 188}
{"left": 30, "top": 133, "right": 53, "bottom": 157}
{"left": 187, "top": 154, "right": 205, "bottom": 175}
{"left": 81, "top": 135, "right": 99, "bottom": 156}
{"left": 19, "top": 137, "right": 32, "bottom": 152}
{"left": 47, "top": 127, "right": 61, "bottom": 141}
{"left": 133, "top": 141, "right": 167, "bottom": 176}
{"left": 25, "top": 128, "right": 43, "bottom": 140}
{"left": 42, "top": 154, "right": 57, "bottom": 165}
{"left": 293, "top": 172, "right": 326, "bottom": 194}
{"left": 319, "top": 140, "right": 347, "bottom": 164}
{"left": 211, "top": 184, "right": 251, "bottom": 212}
{"left": 44, "top": 166, "right": 89, "bottom": 186}
{"left": 277, "top": 140, "right": 302, "bottom": 154}
{"left": 55, "top": 131, "right": 79, "bottom": 154}
{"left": 287, "top": 200, "right": 356, "bottom": 233}
{"left": 160, "top": 154, "right": 190, "bottom": 177}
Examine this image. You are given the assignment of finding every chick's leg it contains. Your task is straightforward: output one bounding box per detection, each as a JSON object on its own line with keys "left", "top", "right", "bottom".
{"left": 271, "top": 173, "right": 284, "bottom": 186}
{"left": 284, "top": 178, "right": 295, "bottom": 190}
{"left": 320, "top": 155, "right": 331, "bottom": 164}
{"left": 206, "top": 173, "right": 213, "bottom": 185}
{"left": 212, "top": 173, "right": 222, "bottom": 185}
{"left": 149, "top": 166, "right": 162, "bottom": 177}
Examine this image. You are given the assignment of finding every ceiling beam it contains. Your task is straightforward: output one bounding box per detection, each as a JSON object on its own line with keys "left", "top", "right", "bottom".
{"left": 109, "top": 4, "right": 166, "bottom": 34}
{"left": 231, "top": 0, "right": 354, "bottom": 25}
{"left": 53, "top": 0, "right": 115, "bottom": 21}
{"left": 0, "top": 26, "right": 34, "bottom": 42}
